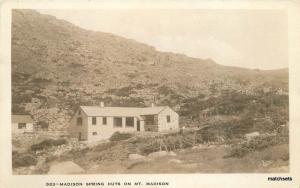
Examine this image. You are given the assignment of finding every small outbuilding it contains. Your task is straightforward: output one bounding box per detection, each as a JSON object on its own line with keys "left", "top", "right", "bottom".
{"left": 12, "top": 115, "right": 34, "bottom": 134}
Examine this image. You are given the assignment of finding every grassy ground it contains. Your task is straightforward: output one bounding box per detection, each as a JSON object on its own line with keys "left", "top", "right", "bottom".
{"left": 83, "top": 143, "right": 288, "bottom": 174}
{"left": 12, "top": 129, "right": 289, "bottom": 174}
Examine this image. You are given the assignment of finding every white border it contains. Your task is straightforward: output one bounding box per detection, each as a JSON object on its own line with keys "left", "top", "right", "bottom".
{"left": 1, "top": 1, "right": 300, "bottom": 188}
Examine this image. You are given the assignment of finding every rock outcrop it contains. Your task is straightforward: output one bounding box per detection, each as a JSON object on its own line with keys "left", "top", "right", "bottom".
{"left": 48, "top": 161, "right": 84, "bottom": 174}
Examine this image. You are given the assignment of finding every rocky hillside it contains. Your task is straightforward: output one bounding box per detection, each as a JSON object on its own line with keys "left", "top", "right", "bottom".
{"left": 12, "top": 10, "right": 288, "bottom": 130}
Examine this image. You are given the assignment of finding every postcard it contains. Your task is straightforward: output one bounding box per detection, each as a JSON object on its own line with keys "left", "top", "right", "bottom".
{"left": 0, "top": 0, "right": 300, "bottom": 187}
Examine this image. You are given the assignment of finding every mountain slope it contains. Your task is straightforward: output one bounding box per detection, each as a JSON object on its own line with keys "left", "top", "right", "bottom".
{"left": 11, "top": 10, "right": 288, "bottom": 130}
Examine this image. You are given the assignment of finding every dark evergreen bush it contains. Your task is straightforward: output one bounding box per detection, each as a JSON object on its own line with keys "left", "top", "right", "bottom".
{"left": 31, "top": 138, "right": 67, "bottom": 151}
{"left": 109, "top": 132, "right": 133, "bottom": 142}
{"left": 12, "top": 152, "right": 37, "bottom": 168}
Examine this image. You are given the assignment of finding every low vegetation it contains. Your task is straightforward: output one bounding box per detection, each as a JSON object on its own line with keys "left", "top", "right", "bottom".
{"left": 226, "top": 137, "right": 264, "bottom": 158}
{"left": 12, "top": 151, "right": 37, "bottom": 168}
{"left": 31, "top": 138, "right": 67, "bottom": 151}
{"left": 225, "top": 131, "right": 288, "bottom": 158}
{"left": 107, "top": 86, "right": 136, "bottom": 97}
{"left": 109, "top": 131, "right": 134, "bottom": 142}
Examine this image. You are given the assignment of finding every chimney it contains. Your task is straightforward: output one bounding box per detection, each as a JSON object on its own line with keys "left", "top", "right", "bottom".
{"left": 100, "top": 102, "right": 105, "bottom": 107}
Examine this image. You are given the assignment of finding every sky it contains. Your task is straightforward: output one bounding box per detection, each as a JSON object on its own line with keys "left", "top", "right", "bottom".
{"left": 38, "top": 9, "right": 288, "bottom": 70}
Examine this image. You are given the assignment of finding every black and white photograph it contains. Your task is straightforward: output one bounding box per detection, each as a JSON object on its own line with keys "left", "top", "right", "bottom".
{"left": 9, "top": 8, "right": 290, "bottom": 175}
{"left": 1, "top": 1, "right": 300, "bottom": 187}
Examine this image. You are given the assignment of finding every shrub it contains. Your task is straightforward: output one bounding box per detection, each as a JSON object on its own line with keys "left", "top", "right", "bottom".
{"left": 225, "top": 134, "right": 288, "bottom": 158}
{"left": 12, "top": 152, "right": 37, "bottom": 168}
{"left": 109, "top": 132, "right": 133, "bottom": 142}
{"left": 52, "top": 139, "right": 67, "bottom": 146}
{"left": 134, "top": 132, "right": 200, "bottom": 155}
{"left": 12, "top": 93, "right": 32, "bottom": 103}
{"left": 12, "top": 139, "right": 22, "bottom": 148}
{"left": 45, "top": 155, "right": 57, "bottom": 163}
{"left": 107, "top": 86, "right": 136, "bottom": 97}
{"left": 260, "top": 144, "right": 289, "bottom": 161}
{"left": 31, "top": 138, "right": 67, "bottom": 151}
{"left": 138, "top": 140, "right": 161, "bottom": 154}
{"left": 11, "top": 104, "right": 29, "bottom": 115}
{"left": 112, "top": 97, "right": 145, "bottom": 107}
{"left": 179, "top": 91, "right": 288, "bottom": 128}
{"left": 157, "top": 86, "right": 175, "bottom": 96}
{"left": 93, "top": 142, "right": 117, "bottom": 152}
{"left": 37, "top": 121, "right": 49, "bottom": 130}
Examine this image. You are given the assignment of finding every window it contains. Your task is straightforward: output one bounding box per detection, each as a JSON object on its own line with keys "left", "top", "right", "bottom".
{"left": 145, "top": 115, "right": 155, "bottom": 125}
{"left": 103, "top": 117, "right": 107, "bottom": 125}
{"left": 113, "top": 117, "right": 122, "bottom": 128}
{"left": 77, "top": 117, "right": 82, "bottom": 126}
{"left": 18, "top": 123, "right": 26, "bottom": 129}
{"left": 92, "top": 132, "right": 97, "bottom": 135}
{"left": 92, "top": 117, "right": 97, "bottom": 125}
{"left": 167, "top": 115, "right": 171, "bottom": 123}
{"left": 126, "top": 117, "right": 134, "bottom": 127}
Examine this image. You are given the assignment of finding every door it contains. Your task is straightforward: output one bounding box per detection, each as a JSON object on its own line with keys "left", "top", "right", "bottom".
{"left": 137, "top": 121, "right": 140, "bottom": 131}
{"left": 78, "top": 132, "right": 82, "bottom": 141}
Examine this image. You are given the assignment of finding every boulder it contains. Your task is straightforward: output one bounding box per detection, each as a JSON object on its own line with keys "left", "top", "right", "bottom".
{"left": 192, "top": 144, "right": 206, "bottom": 149}
{"left": 168, "top": 159, "right": 182, "bottom": 164}
{"left": 48, "top": 161, "right": 84, "bottom": 174}
{"left": 148, "top": 151, "right": 168, "bottom": 158}
{"left": 245, "top": 132, "right": 260, "bottom": 140}
{"left": 129, "top": 154, "right": 146, "bottom": 160}
{"left": 168, "top": 151, "right": 177, "bottom": 156}
{"left": 262, "top": 160, "right": 273, "bottom": 167}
